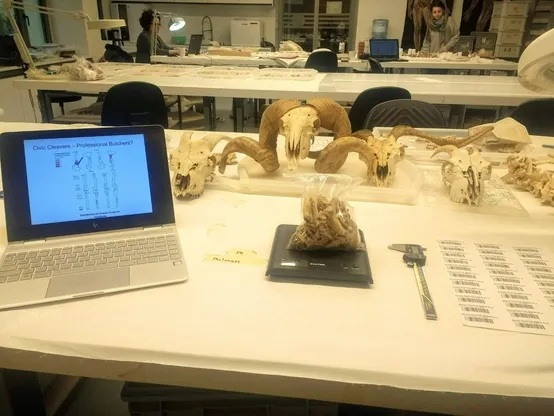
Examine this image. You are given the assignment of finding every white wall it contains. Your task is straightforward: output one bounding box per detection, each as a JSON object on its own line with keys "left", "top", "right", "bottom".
{"left": 123, "top": 3, "right": 276, "bottom": 46}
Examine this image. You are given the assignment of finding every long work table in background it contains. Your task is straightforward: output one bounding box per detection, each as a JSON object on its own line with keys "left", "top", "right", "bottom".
{"left": 13, "top": 68, "right": 552, "bottom": 131}
{"left": 0, "top": 122, "right": 553, "bottom": 416}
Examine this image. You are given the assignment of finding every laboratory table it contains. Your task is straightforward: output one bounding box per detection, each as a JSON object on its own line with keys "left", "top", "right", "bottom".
{"left": 0, "top": 122, "right": 553, "bottom": 416}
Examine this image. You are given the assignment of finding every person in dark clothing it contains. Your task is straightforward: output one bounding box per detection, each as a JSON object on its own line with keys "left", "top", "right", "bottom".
{"left": 136, "top": 9, "right": 178, "bottom": 64}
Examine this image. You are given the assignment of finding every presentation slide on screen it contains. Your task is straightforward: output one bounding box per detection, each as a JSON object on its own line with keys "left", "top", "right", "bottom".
{"left": 24, "top": 134, "right": 153, "bottom": 225}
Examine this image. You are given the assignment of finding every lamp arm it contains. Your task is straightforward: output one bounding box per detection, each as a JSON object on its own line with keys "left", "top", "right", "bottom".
{"left": 8, "top": 1, "right": 92, "bottom": 21}
{"left": 3, "top": 5, "right": 36, "bottom": 70}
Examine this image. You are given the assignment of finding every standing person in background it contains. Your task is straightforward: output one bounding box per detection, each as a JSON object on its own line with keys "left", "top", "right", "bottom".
{"left": 136, "top": 9, "right": 179, "bottom": 63}
{"left": 421, "top": 0, "right": 459, "bottom": 55}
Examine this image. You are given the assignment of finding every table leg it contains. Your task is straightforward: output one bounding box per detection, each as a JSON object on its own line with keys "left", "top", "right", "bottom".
{"left": 37, "top": 90, "right": 54, "bottom": 123}
{"left": 203, "top": 97, "right": 216, "bottom": 131}
{"left": 449, "top": 105, "right": 467, "bottom": 129}
{"left": 232, "top": 98, "right": 245, "bottom": 133}
{"left": 177, "top": 96, "right": 183, "bottom": 130}
{"left": 3, "top": 370, "right": 47, "bottom": 416}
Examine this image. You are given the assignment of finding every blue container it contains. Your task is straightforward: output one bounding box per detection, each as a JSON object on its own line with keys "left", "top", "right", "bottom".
{"left": 372, "top": 19, "right": 389, "bottom": 39}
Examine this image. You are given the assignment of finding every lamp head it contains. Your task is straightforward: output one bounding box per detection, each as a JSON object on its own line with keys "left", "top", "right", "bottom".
{"left": 518, "top": 28, "right": 554, "bottom": 93}
{"left": 169, "top": 16, "right": 186, "bottom": 31}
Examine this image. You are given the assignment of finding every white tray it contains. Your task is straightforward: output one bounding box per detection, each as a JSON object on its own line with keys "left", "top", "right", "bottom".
{"left": 196, "top": 66, "right": 258, "bottom": 79}
{"left": 254, "top": 68, "right": 318, "bottom": 81}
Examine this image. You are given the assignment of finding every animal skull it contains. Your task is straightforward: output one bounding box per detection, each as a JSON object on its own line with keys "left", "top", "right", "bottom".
{"left": 432, "top": 145, "right": 492, "bottom": 205}
{"left": 280, "top": 106, "right": 320, "bottom": 171}
{"left": 367, "top": 136, "right": 406, "bottom": 187}
{"left": 169, "top": 132, "right": 234, "bottom": 200}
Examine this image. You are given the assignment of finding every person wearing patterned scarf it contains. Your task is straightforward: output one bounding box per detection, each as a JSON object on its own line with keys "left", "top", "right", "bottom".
{"left": 421, "top": 0, "right": 460, "bottom": 55}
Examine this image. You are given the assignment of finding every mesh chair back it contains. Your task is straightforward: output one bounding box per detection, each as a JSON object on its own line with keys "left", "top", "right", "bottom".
{"left": 364, "top": 99, "right": 446, "bottom": 130}
{"left": 511, "top": 98, "right": 554, "bottom": 136}
{"left": 349, "top": 87, "right": 411, "bottom": 132}
{"left": 305, "top": 50, "right": 338, "bottom": 72}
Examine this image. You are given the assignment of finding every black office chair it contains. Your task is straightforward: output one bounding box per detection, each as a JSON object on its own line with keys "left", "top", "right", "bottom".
{"left": 101, "top": 81, "right": 168, "bottom": 128}
{"left": 364, "top": 99, "right": 446, "bottom": 130}
{"left": 348, "top": 87, "right": 411, "bottom": 132}
{"left": 305, "top": 50, "right": 338, "bottom": 73}
{"left": 511, "top": 98, "right": 554, "bottom": 136}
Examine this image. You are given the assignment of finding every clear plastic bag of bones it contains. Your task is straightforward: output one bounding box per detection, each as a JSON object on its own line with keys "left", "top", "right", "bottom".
{"left": 287, "top": 174, "right": 366, "bottom": 251}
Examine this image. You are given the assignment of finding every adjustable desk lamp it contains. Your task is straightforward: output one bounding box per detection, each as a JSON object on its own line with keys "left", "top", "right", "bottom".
{"left": 518, "top": 28, "right": 554, "bottom": 93}
{"left": 2, "top": 0, "right": 125, "bottom": 71}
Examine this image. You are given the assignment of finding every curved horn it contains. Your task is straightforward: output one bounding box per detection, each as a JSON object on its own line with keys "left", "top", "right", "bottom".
{"left": 431, "top": 145, "right": 459, "bottom": 159}
{"left": 307, "top": 98, "right": 352, "bottom": 139}
{"left": 176, "top": 131, "right": 193, "bottom": 149}
{"left": 390, "top": 125, "right": 495, "bottom": 148}
{"left": 258, "top": 99, "right": 301, "bottom": 152}
{"left": 314, "top": 137, "right": 373, "bottom": 173}
{"left": 201, "top": 134, "right": 233, "bottom": 151}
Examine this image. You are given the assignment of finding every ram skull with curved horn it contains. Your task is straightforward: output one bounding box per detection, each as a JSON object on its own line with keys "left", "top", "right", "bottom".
{"left": 218, "top": 98, "right": 352, "bottom": 173}
{"left": 169, "top": 131, "right": 237, "bottom": 199}
{"left": 314, "top": 126, "right": 494, "bottom": 187}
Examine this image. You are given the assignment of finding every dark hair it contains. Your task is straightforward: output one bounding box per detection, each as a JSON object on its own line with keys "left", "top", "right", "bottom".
{"left": 139, "top": 9, "right": 158, "bottom": 31}
{"left": 430, "top": 0, "right": 445, "bottom": 10}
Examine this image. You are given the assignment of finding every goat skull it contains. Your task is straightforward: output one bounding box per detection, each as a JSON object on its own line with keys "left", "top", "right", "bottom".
{"left": 432, "top": 145, "right": 491, "bottom": 205}
{"left": 169, "top": 132, "right": 234, "bottom": 200}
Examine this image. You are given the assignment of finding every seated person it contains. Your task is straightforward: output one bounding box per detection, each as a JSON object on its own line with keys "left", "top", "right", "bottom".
{"left": 421, "top": 0, "right": 460, "bottom": 55}
{"left": 136, "top": 9, "right": 179, "bottom": 63}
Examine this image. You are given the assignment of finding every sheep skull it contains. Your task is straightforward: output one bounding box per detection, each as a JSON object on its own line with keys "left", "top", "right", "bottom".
{"left": 367, "top": 136, "right": 406, "bottom": 187}
{"left": 432, "top": 145, "right": 491, "bottom": 205}
{"left": 280, "top": 106, "right": 321, "bottom": 171}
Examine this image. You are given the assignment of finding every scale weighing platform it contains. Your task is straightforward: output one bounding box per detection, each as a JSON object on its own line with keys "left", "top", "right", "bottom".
{"left": 266, "top": 224, "right": 373, "bottom": 284}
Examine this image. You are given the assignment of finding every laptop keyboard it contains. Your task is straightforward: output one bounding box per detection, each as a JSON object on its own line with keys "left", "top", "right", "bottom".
{"left": 0, "top": 234, "right": 181, "bottom": 283}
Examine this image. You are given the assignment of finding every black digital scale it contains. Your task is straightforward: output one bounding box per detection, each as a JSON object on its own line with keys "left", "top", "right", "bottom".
{"left": 266, "top": 225, "right": 373, "bottom": 284}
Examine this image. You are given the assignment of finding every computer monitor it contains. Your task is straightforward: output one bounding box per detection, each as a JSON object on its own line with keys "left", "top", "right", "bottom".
{"left": 369, "top": 39, "right": 399, "bottom": 60}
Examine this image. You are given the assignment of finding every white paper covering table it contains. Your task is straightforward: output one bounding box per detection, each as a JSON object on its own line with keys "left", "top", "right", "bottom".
{"left": 0, "top": 123, "right": 554, "bottom": 415}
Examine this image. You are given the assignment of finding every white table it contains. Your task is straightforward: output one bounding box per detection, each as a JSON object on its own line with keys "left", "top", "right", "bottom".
{"left": 12, "top": 70, "right": 553, "bottom": 130}
{"left": 0, "top": 56, "right": 81, "bottom": 80}
{"left": 380, "top": 56, "right": 518, "bottom": 73}
{"left": 0, "top": 122, "right": 553, "bottom": 415}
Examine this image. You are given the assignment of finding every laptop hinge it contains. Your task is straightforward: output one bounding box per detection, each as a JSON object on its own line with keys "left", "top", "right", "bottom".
{"left": 22, "top": 240, "right": 47, "bottom": 245}
{"left": 143, "top": 226, "right": 163, "bottom": 231}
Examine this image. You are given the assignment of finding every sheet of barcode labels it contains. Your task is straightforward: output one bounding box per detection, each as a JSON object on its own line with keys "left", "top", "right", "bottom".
{"left": 437, "top": 240, "right": 554, "bottom": 335}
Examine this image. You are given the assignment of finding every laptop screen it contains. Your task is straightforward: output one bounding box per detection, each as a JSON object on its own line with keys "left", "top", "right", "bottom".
{"left": 1, "top": 126, "right": 175, "bottom": 243}
{"left": 370, "top": 39, "right": 398, "bottom": 58}
{"left": 23, "top": 134, "right": 153, "bottom": 226}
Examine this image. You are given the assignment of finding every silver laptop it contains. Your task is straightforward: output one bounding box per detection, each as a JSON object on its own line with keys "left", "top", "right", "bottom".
{"left": 0, "top": 125, "right": 187, "bottom": 310}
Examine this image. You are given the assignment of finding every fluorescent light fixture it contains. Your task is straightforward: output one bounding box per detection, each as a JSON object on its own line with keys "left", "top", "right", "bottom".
{"left": 169, "top": 16, "right": 186, "bottom": 32}
{"left": 86, "top": 19, "right": 126, "bottom": 30}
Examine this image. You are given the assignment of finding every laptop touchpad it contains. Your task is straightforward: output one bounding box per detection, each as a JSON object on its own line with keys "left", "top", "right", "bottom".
{"left": 46, "top": 269, "right": 130, "bottom": 298}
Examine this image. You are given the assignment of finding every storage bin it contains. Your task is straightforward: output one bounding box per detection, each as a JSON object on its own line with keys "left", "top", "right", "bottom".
{"left": 472, "top": 31, "right": 497, "bottom": 52}
{"left": 490, "top": 16, "right": 527, "bottom": 31}
{"left": 372, "top": 19, "right": 389, "bottom": 39}
{"left": 494, "top": 44, "right": 521, "bottom": 58}
{"left": 492, "top": 1, "right": 530, "bottom": 17}
{"left": 495, "top": 30, "right": 524, "bottom": 45}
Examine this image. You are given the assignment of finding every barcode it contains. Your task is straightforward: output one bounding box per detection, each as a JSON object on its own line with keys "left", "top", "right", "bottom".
{"left": 443, "top": 252, "right": 465, "bottom": 258}
{"left": 519, "top": 254, "right": 543, "bottom": 259}
{"left": 506, "top": 302, "right": 534, "bottom": 310}
{"left": 485, "top": 263, "right": 511, "bottom": 269}
{"left": 476, "top": 244, "right": 501, "bottom": 249}
{"left": 514, "top": 247, "right": 540, "bottom": 253}
{"left": 461, "top": 305, "right": 489, "bottom": 314}
{"left": 481, "top": 255, "right": 507, "bottom": 262}
{"left": 540, "top": 289, "right": 554, "bottom": 295}
{"left": 537, "top": 281, "right": 554, "bottom": 288}
{"left": 455, "top": 288, "right": 482, "bottom": 295}
{"left": 452, "top": 279, "right": 480, "bottom": 287}
{"left": 515, "top": 322, "right": 546, "bottom": 330}
{"left": 465, "top": 316, "right": 494, "bottom": 324}
{"left": 528, "top": 267, "right": 554, "bottom": 273}
{"left": 532, "top": 274, "right": 554, "bottom": 280}
{"left": 501, "top": 293, "right": 529, "bottom": 301}
{"left": 480, "top": 250, "right": 504, "bottom": 256}
{"left": 445, "top": 258, "right": 469, "bottom": 265}
{"left": 510, "top": 311, "right": 539, "bottom": 320}
{"left": 458, "top": 296, "right": 486, "bottom": 304}
{"left": 449, "top": 272, "right": 476, "bottom": 279}
{"left": 488, "top": 269, "right": 515, "bottom": 276}
{"left": 441, "top": 246, "right": 464, "bottom": 252}
{"left": 447, "top": 265, "right": 472, "bottom": 271}
{"left": 522, "top": 260, "right": 549, "bottom": 266}
{"left": 438, "top": 240, "right": 462, "bottom": 246}
{"left": 497, "top": 284, "right": 523, "bottom": 292}
{"left": 492, "top": 277, "right": 521, "bottom": 284}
